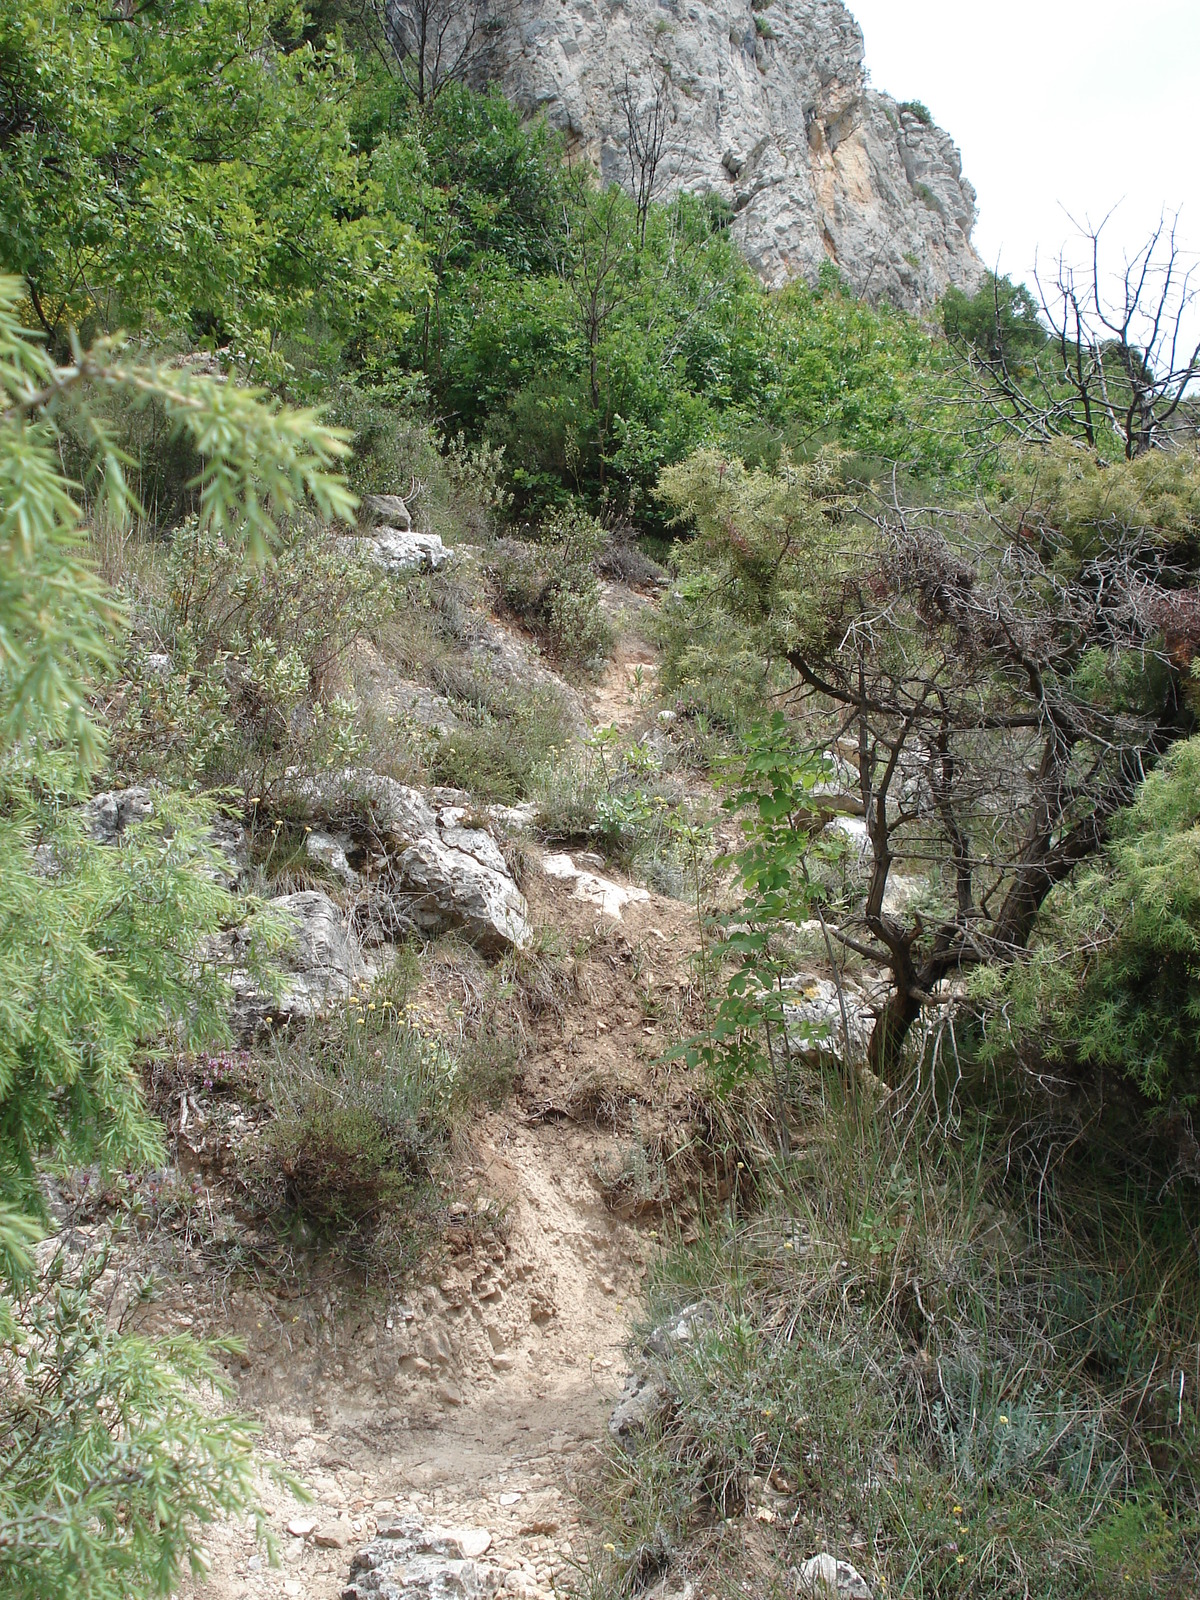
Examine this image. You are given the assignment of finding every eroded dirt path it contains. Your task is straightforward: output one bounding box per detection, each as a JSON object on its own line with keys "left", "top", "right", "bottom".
{"left": 176, "top": 586, "right": 693, "bottom": 1600}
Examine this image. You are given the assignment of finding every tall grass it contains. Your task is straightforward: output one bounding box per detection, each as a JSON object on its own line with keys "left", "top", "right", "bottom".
{"left": 593, "top": 1075, "right": 1200, "bottom": 1598}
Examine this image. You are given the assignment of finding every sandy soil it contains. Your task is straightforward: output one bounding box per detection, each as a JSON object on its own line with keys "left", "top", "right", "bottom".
{"left": 167, "top": 597, "right": 706, "bottom": 1600}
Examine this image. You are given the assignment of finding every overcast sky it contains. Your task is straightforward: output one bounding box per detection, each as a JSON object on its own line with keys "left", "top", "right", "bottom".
{"left": 849, "top": 0, "right": 1200, "bottom": 292}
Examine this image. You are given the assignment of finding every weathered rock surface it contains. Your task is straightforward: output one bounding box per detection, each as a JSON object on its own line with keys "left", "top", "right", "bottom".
{"left": 85, "top": 786, "right": 247, "bottom": 885}
{"left": 797, "top": 1552, "right": 874, "bottom": 1599}
{"left": 349, "top": 527, "right": 454, "bottom": 576}
{"left": 541, "top": 851, "right": 650, "bottom": 920}
{"left": 85, "top": 786, "right": 155, "bottom": 842}
{"left": 489, "top": 0, "right": 981, "bottom": 309}
{"left": 343, "top": 1519, "right": 498, "bottom": 1600}
{"left": 226, "top": 889, "right": 372, "bottom": 1030}
{"left": 609, "top": 1301, "right": 716, "bottom": 1447}
{"left": 316, "top": 771, "right": 533, "bottom": 953}
{"left": 782, "top": 974, "right": 874, "bottom": 1061}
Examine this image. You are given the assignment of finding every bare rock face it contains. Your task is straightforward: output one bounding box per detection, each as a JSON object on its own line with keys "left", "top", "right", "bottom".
{"left": 225, "top": 889, "right": 372, "bottom": 1030}
{"left": 490, "top": 0, "right": 981, "bottom": 309}
{"left": 343, "top": 1520, "right": 498, "bottom": 1600}
{"left": 316, "top": 770, "right": 534, "bottom": 953}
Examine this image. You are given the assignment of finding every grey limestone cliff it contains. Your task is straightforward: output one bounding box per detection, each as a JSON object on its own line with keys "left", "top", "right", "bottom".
{"left": 489, "top": 0, "right": 982, "bottom": 309}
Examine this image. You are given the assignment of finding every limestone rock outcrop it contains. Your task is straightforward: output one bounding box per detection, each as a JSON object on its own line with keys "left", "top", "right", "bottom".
{"left": 225, "top": 889, "right": 372, "bottom": 1030}
{"left": 313, "top": 770, "right": 534, "bottom": 953}
{"left": 489, "top": 0, "right": 981, "bottom": 309}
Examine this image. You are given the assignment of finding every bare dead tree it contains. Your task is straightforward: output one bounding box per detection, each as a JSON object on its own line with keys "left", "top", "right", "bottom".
{"left": 376, "top": 0, "right": 488, "bottom": 106}
{"left": 614, "top": 71, "right": 673, "bottom": 248}
{"left": 952, "top": 213, "right": 1200, "bottom": 459}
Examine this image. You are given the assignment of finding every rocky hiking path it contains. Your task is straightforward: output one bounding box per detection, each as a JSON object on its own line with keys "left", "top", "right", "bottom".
{"left": 175, "top": 588, "right": 697, "bottom": 1600}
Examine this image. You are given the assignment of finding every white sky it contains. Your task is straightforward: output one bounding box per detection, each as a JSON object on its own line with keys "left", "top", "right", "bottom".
{"left": 849, "top": 0, "right": 1200, "bottom": 292}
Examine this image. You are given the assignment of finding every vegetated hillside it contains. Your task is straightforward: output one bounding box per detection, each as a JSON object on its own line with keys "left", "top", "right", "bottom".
{"left": 3, "top": 3, "right": 1200, "bottom": 1600}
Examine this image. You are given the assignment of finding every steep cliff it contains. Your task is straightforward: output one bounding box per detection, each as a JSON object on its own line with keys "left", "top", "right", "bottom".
{"left": 491, "top": 0, "right": 982, "bottom": 309}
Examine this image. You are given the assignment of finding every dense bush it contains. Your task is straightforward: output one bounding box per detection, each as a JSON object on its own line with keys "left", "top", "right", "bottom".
{"left": 110, "top": 517, "right": 383, "bottom": 801}
{"left": 486, "top": 505, "right": 615, "bottom": 673}
{"left": 974, "top": 734, "right": 1200, "bottom": 1113}
{"left": 260, "top": 1006, "right": 457, "bottom": 1248}
{"left": 599, "top": 1081, "right": 1200, "bottom": 1599}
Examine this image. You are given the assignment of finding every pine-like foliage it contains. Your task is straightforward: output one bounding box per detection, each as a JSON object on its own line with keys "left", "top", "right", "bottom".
{"left": 0, "top": 276, "right": 351, "bottom": 1597}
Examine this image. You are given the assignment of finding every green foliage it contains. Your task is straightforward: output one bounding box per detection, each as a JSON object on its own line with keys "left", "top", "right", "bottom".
{"left": 0, "top": 278, "right": 351, "bottom": 1591}
{"left": 975, "top": 734, "right": 1200, "bottom": 1108}
{"left": 425, "top": 686, "right": 571, "bottom": 804}
{"left": 111, "top": 516, "right": 381, "bottom": 800}
{"left": 899, "top": 98, "right": 934, "bottom": 125}
{"left": 0, "top": 1230, "right": 269, "bottom": 1600}
{"left": 676, "top": 716, "right": 836, "bottom": 1104}
{"left": 0, "top": 0, "right": 426, "bottom": 379}
{"left": 654, "top": 446, "right": 853, "bottom": 721}
{"left": 598, "top": 1082, "right": 1200, "bottom": 1599}
{"left": 942, "top": 271, "right": 1048, "bottom": 373}
{"left": 257, "top": 993, "right": 458, "bottom": 1252}
{"left": 534, "top": 724, "right": 702, "bottom": 895}
{"left": 486, "top": 505, "right": 615, "bottom": 673}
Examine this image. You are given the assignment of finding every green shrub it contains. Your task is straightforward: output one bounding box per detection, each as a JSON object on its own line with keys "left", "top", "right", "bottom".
{"left": 974, "top": 733, "right": 1200, "bottom": 1113}
{"left": 486, "top": 504, "right": 615, "bottom": 673}
{"left": 597, "top": 1079, "right": 1200, "bottom": 1598}
{"left": 0, "top": 277, "right": 350, "bottom": 1598}
{"left": 426, "top": 685, "right": 570, "bottom": 802}
{"left": 258, "top": 1006, "right": 457, "bottom": 1253}
{"left": 111, "top": 516, "right": 382, "bottom": 801}
{"left": 0, "top": 1226, "right": 270, "bottom": 1600}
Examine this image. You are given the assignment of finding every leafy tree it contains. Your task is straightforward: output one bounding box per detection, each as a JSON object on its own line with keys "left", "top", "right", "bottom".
{"left": 942, "top": 270, "right": 1048, "bottom": 374}
{"left": 657, "top": 440, "right": 1200, "bottom": 1080}
{"left": 0, "top": 274, "right": 350, "bottom": 1593}
{"left": 0, "top": 0, "right": 426, "bottom": 380}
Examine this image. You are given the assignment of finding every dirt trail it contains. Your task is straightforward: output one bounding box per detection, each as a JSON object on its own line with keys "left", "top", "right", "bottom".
{"left": 176, "top": 590, "right": 690, "bottom": 1600}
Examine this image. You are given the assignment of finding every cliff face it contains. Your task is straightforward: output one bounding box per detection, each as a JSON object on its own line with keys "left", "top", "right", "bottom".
{"left": 491, "top": 0, "right": 982, "bottom": 310}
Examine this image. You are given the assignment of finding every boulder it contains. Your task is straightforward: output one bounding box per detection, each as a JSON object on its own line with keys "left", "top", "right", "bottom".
{"left": 306, "top": 829, "right": 360, "bottom": 887}
{"left": 608, "top": 1371, "right": 669, "bottom": 1448}
{"left": 361, "top": 492, "right": 416, "bottom": 532}
{"left": 796, "top": 1554, "right": 874, "bottom": 1599}
{"left": 85, "top": 786, "right": 247, "bottom": 885}
{"left": 343, "top": 1519, "right": 498, "bottom": 1600}
{"left": 348, "top": 527, "right": 453, "bottom": 576}
{"left": 316, "top": 771, "right": 532, "bottom": 954}
{"left": 782, "top": 975, "right": 874, "bottom": 1063}
{"left": 85, "top": 786, "right": 154, "bottom": 843}
{"left": 225, "top": 889, "right": 372, "bottom": 1031}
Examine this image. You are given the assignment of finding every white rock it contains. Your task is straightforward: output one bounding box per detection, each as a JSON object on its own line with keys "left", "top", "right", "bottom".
{"left": 347, "top": 528, "right": 453, "bottom": 575}
{"left": 344, "top": 1519, "right": 499, "bottom": 1600}
{"left": 797, "top": 1553, "right": 873, "bottom": 1599}
{"left": 541, "top": 852, "right": 650, "bottom": 921}
{"left": 782, "top": 975, "right": 873, "bottom": 1062}
{"left": 286, "top": 1516, "right": 317, "bottom": 1538}
{"left": 316, "top": 771, "right": 532, "bottom": 953}
{"left": 84, "top": 786, "right": 154, "bottom": 843}
{"left": 224, "top": 889, "right": 372, "bottom": 1030}
{"left": 490, "top": 0, "right": 980, "bottom": 311}
{"left": 306, "top": 829, "right": 359, "bottom": 886}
